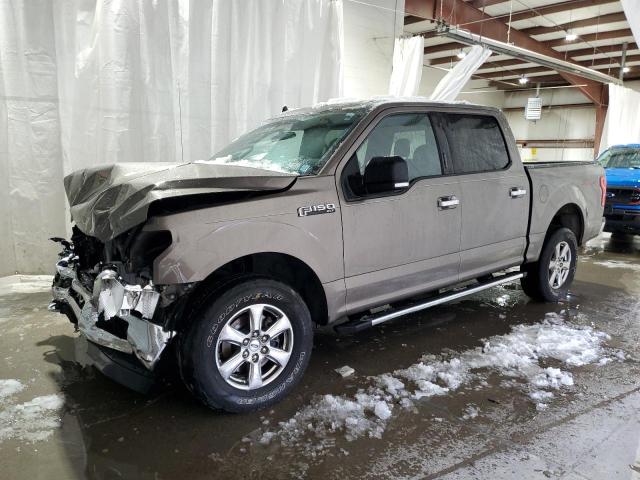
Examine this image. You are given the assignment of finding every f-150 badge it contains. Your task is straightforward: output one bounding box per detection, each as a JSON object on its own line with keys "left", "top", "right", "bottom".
{"left": 297, "top": 203, "right": 336, "bottom": 217}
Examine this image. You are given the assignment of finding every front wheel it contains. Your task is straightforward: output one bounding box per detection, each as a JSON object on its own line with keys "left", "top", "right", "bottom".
{"left": 179, "top": 278, "right": 313, "bottom": 412}
{"left": 521, "top": 227, "right": 578, "bottom": 302}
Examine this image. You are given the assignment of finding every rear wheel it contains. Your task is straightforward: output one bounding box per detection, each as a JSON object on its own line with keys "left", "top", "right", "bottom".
{"left": 179, "top": 278, "right": 313, "bottom": 412}
{"left": 521, "top": 227, "right": 577, "bottom": 302}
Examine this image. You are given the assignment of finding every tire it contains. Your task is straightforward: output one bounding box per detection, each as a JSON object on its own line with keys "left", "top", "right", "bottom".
{"left": 520, "top": 227, "right": 578, "bottom": 302}
{"left": 179, "top": 278, "right": 313, "bottom": 412}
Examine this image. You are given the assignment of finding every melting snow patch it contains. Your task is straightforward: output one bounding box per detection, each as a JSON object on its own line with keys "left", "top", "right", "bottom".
{"left": 260, "top": 313, "right": 615, "bottom": 452}
{"left": 0, "top": 380, "right": 24, "bottom": 401}
{"left": 0, "top": 275, "right": 53, "bottom": 296}
{"left": 592, "top": 260, "right": 640, "bottom": 272}
{"left": 462, "top": 405, "right": 479, "bottom": 420}
{"left": 0, "top": 394, "right": 64, "bottom": 443}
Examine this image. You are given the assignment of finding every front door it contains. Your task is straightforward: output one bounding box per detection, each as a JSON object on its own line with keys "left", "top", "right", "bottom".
{"left": 338, "top": 111, "right": 462, "bottom": 314}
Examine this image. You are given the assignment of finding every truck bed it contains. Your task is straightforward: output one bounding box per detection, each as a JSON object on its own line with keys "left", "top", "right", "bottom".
{"left": 523, "top": 161, "right": 604, "bottom": 263}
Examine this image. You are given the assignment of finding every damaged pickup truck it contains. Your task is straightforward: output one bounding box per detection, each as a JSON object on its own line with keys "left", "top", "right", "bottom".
{"left": 50, "top": 99, "right": 605, "bottom": 412}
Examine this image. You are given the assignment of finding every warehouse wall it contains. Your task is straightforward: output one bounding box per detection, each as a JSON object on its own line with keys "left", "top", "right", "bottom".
{"left": 504, "top": 88, "right": 596, "bottom": 162}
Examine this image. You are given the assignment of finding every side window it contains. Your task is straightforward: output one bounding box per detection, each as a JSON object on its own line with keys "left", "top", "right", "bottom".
{"left": 441, "top": 114, "right": 510, "bottom": 174}
{"left": 344, "top": 113, "right": 442, "bottom": 198}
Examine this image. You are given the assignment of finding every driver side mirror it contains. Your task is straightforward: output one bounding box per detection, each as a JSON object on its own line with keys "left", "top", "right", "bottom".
{"left": 363, "top": 156, "right": 409, "bottom": 195}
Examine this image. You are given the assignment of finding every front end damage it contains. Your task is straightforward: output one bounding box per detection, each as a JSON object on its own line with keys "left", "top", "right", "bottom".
{"left": 49, "top": 230, "right": 182, "bottom": 374}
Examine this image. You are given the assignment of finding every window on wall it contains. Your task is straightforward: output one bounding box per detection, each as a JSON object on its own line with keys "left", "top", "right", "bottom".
{"left": 344, "top": 113, "right": 442, "bottom": 197}
{"left": 440, "top": 114, "right": 510, "bottom": 174}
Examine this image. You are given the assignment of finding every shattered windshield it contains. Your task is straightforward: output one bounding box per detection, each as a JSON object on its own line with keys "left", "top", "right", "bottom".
{"left": 206, "top": 108, "right": 365, "bottom": 175}
{"left": 598, "top": 148, "right": 640, "bottom": 169}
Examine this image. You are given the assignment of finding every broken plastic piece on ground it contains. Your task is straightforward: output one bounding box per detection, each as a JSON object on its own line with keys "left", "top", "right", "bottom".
{"left": 335, "top": 366, "right": 355, "bottom": 378}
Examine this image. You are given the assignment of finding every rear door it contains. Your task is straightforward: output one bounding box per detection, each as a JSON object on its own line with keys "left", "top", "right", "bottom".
{"left": 435, "top": 112, "right": 529, "bottom": 280}
{"left": 337, "top": 109, "right": 462, "bottom": 314}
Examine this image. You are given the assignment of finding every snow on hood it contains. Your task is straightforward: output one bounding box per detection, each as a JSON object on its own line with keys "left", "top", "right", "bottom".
{"left": 64, "top": 162, "right": 297, "bottom": 242}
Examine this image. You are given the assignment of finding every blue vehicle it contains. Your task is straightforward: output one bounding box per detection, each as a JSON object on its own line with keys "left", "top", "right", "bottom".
{"left": 597, "top": 144, "right": 640, "bottom": 235}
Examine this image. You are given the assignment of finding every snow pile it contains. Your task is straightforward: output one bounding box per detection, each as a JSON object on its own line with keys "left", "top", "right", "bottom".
{"left": 260, "top": 314, "right": 617, "bottom": 448}
{"left": 462, "top": 405, "right": 479, "bottom": 420}
{"left": 0, "top": 379, "right": 24, "bottom": 401}
{"left": 0, "top": 394, "right": 65, "bottom": 443}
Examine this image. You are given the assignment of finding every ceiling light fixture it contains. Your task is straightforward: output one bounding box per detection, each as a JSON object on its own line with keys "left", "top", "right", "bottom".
{"left": 623, "top": 66, "right": 630, "bottom": 73}
{"left": 457, "top": 49, "right": 467, "bottom": 59}
{"left": 519, "top": 75, "right": 529, "bottom": 85}
{"left": 565, "top": 31, "right": 578, "bottom": 41}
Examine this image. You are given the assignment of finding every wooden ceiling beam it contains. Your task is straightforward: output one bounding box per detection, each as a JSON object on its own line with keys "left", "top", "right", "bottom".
{"left": 543, "top": 28, "right": 633, "bottom": 48}
{"left": 502, "top": 0, "right": 619, "bottom": 24}
{"left": 521, "top": 12, "right": 627, "bottom": 36}
{"left": 561, "top": 42, "right": 637, "bottom": 58}
{"left": 466, "top": 0, "right": 509, "bottom": 8}
{"left": 477, "top": 66, "right": 553, "bottom": 79}
{"left": 404, "top": 15, "right": 427, "bottom": 25}
{"left": 406, "top": 0, "right": 608, "bottom": 104}
{"left": 579, "top": 54, "right": 640, "bottom": 68}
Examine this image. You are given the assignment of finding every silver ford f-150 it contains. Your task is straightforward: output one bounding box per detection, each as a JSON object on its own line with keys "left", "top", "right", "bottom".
{"left": 49, "top": 99, "right": 605, "bottom": 412}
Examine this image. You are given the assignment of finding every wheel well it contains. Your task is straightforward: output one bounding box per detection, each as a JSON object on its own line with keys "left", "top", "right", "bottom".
{"left": 547, "top": 204, "right": 584, "bottom": 244}
{"left": 192, "top": 252, "right": 328, "bottom": 326}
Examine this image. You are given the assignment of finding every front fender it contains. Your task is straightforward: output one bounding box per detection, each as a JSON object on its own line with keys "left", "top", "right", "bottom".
{"left": 151, "top": 216, "right": 343, "bottom": 285}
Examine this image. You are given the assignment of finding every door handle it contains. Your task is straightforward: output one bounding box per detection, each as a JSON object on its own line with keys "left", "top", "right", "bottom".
{"left": 438, "top": 195, "right": 460, "bottom": 210}
{"left": 510, "top": 187, "right": 527, "bottom": 198}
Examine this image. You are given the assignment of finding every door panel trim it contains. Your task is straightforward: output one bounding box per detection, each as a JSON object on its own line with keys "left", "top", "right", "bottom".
{"left": 344, "top": 252, "right": 461, "bottom": 315}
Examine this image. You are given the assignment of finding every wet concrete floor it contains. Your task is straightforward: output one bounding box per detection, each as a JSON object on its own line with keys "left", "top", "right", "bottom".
{"left": 0, "top": 232, "right": 639, "bottom": 479}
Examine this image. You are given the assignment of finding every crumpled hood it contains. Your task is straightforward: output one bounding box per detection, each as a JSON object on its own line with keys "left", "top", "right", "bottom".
{"left": 64, "top": 162, "right": 296, "bottom": 242}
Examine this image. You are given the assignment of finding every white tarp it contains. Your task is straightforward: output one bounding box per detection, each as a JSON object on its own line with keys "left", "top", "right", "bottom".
{"left": 620, "top": 0, "right": 640, "bottom": 48}
{"left": 429, "top": 45, "right": 491, "bottom": 102}
{"left": 599, "top": 83, "right": 640, "bottom": 153}
{"left": 0, "top": 0, "right": 344, "bottom": 275}
{"left": 388, "top": 36, "right": 424, "bottom": 97}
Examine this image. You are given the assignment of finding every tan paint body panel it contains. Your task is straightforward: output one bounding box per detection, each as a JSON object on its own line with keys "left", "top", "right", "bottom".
{"left": 147, "top": 175, "right": 344, "bottom": 286}
{"left": 137, "top": 102, "right": 604, "bottom": 324}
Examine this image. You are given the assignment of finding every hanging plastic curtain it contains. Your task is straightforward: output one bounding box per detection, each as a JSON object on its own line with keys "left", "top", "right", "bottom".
{"left": 599, "top": 84, "right": 640, "bottom": 154}
{"left": 620, "top": 0, "right": 640, "bottom": 48}
{"left": 0, "top": 0, "right": 344, "bottom": 275}
{"left": 430, "top": 45, "right": 492, "bottom": 101}
{"left": 388, "top": 36, "right": 425, "bottom": 97}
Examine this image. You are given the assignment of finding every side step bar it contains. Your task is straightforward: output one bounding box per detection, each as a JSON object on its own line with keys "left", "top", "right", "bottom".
{"left": 334, "top": 272, "right": 524, "bottom": 335}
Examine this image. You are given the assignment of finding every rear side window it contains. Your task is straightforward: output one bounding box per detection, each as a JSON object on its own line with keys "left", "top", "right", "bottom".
{"left": 441, "top": 114, "right": 510, "bottom": 174}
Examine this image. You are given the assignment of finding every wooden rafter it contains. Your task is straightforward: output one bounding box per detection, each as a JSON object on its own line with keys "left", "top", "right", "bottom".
{"left": 501, "top": 0, "right": 618, "bottom": 24}
{"left": 544, "top": 28, "right": 633, "bottom": 48}
{"left": 521, "top": 12, "right": 627, "bottom": 36}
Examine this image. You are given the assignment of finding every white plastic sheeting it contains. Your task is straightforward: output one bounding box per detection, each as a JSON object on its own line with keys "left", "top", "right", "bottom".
{"left": 599, "top": 84, "right": 640, "bottom": 154}
{"left": 620, "top": 0, "right": 640, "bottom": 48}
{"left": 388, "top": 36, "right": 424, "bottom": 97}
{"left": 429, "top": 45, "right": 491, "bottom": 102}
{"left": 0, "top": 0, "right": 344, "bottom": 275}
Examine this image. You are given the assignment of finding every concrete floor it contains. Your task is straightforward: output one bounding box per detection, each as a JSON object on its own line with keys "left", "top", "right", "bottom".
{"left": 0, "top": 232, "right": 639, "bottom": 480}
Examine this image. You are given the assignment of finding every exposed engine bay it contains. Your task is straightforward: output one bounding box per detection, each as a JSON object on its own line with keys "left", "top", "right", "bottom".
{"left": 49, "top": 227, "right": 190, "bottom": 369}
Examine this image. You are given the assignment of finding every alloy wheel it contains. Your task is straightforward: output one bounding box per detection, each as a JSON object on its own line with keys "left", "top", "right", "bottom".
{"left": 215, "top": 304, "right": 294, "bottom": 390}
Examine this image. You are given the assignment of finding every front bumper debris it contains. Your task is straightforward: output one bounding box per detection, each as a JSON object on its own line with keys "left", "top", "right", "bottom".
{"left": 49, "top": 240, "right": 173, "bottom": 370}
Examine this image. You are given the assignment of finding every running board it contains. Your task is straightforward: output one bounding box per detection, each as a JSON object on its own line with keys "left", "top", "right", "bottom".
{"left": 334, "top": 272, "right": 524, "bottom": 335}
